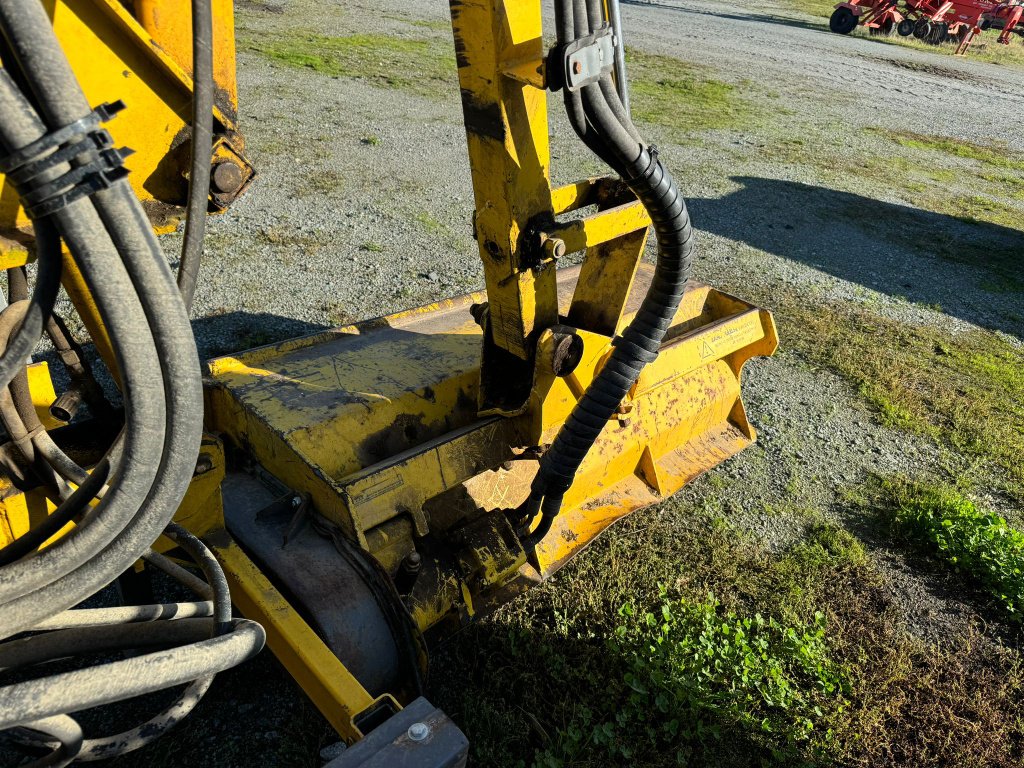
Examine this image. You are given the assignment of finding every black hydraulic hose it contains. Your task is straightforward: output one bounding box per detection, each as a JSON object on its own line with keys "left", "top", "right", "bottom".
{"left": 0, "top": 219, "right": 61, "bottom": 393}
{"left": 3, "top": 302, "right": 93, "bottom": 490}
{"left": 0, "top": 617, "right": 222, "bottom": 672}
{"left": 17, "top": 716, "right": 82, "bottom": 768}
{"left": 143, "top": 548, "right": 215, "bottom": 599}
{"left": 7, "top": 266, "right": 28, "bottom": 301}
{"left": 45, "top": 311, "right": 114, "bottom": 421}
{"left": 2, "top": 531, "right": 251, "bottom": 761}
{"left": 0, "top": 621, "right": 265, "bottom": 730}
{"left": 163, "top": 522, "right": 232, "bottom": 634}
{"left": 561, "top": 0, "right": 619, "bottom": 167}
{"left": 0, "top": 70, "right": 167, "bottom": 634}
{"left": 31, "top": 600, "right": 214, "bottom": 631}
{"left": 0, "top": 301, "right": 70, "bottom": 499}
{"left": 522, "top": 0, "right": 695, "bottom": 548}
{"left": 0, "top": 0, "right": 203, "bottom": 636}
{"left": 176, "top": 0, "right": 214, "bottom": 310}
{"left": 0, "top": 3, "right": 255, "bottom": 761}
{"left": 607, "top": 0, "right": 631, "bottom": 115}
{"left": 69, "top": 527, "right": 234, "bottom": 761}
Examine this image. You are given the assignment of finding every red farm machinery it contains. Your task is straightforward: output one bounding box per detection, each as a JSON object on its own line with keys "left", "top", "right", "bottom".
{"left": 829, "top": 0, "right": 1023, "bottom": 54}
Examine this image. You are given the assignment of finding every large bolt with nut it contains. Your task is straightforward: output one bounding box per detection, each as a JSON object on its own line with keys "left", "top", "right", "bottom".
{"left": 542, "top": 236, "right": 566, "bottom": 261}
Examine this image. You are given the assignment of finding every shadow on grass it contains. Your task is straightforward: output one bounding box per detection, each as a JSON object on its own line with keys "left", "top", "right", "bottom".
{"left": 430, "top": 620, "right": 790, "bottom": 768}
{"left": 689, "top": 176, "right": 1024, "bottom": 337}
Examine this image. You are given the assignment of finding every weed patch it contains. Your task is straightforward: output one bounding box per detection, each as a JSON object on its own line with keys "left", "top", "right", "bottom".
{"left": 873, "top": 476, "right": 1024, "bottom": 619}
{"left": 867, "top": 128, "right": 1024, "bottom": 173}
{"left": 610, "top": 594, "right": 846, "bottom": 762}
{"left": 431, "top": 501, "right": 1024, "bottom": 766}
{"left": 244, "top": 31, "right": 455, "bottom": 97}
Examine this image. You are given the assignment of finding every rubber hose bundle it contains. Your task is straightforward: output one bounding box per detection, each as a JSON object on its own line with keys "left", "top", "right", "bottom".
{"left": 519, "top": 0, "right": 696, "bottom": 548}
{"left": 0, "top": 1, "right": 263, "bottom": 764}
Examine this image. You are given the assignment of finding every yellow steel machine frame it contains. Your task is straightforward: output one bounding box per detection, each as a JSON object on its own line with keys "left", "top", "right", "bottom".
{"left": 0, "top": 0, "right": 778, "bottom": 753}
{"left": 197, "top": 0, "right": 777, "bottom": 739}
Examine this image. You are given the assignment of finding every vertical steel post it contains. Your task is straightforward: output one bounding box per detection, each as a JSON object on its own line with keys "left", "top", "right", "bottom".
{"left": 448, "top": 0, "right": 558, "bottom": 362}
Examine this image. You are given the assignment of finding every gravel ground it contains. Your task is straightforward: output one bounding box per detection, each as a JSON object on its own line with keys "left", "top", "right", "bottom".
{"left": 8, "top": 0, "right": 1023, "bottom": 764}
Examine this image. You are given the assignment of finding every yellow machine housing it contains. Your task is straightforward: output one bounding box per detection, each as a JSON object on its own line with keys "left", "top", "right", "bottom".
{"left": 0, "top": 0, "right": 778, "bottom": 749}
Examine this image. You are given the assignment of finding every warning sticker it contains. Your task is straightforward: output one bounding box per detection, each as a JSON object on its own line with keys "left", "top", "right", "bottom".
{"left": 699, "top": 340, "right": 715, "bottom": 359}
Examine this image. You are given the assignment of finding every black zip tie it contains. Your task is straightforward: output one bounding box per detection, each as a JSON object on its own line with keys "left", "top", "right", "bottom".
{"left": 0, "top": 101, "right": 125, "bottom": 175}
{"left": 0, "top": 101, "right": 132, "bottom": 220}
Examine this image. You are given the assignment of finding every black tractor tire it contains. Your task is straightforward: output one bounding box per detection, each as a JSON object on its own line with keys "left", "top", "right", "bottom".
{"left": 830, "top": 7, "right": 859, "bottom": 34}
{"left": 913, "top": 18, "right": 933, "bottom": 38}
{"left": 897, "top": 18, "right": 915, "bottom": 35}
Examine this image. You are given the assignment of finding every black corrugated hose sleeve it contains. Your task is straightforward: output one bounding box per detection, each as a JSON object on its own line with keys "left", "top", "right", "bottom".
{"left": 522, "top": 0, "right": 695, "bottom": 549}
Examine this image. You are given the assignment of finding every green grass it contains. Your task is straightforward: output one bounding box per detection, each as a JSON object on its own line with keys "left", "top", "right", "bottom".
{"left": 774, "top": 295, "right": 1024, "bottom": 502}
{"left": 413, "top": 210, "right": 450, "bottom": 238}
{"left": 432, "top": 500, "right": 1024, "bottom": 766}
{"left": 765, "top": 127, "right": 1023, "bottom": 296}
{"left": 790, "top": 0, "right": 841, "bottom": 19}
{"left": 863, "top": 129, "right": 1024, "bottom": 232}
{"left": 627, "top": 49, "right": 753, "bottom": 138}
{"left": 243, "top": 31, "right": 455, "bottom": 97}
{"left": 850, "top": 27, "right": 1024, "bottom": 68}
{"left": 873, "top": 476, "right": 1024, "bottom": 619}
{"left": 772, "top": 129, "right": 1024, "bottom": 233}
{"left": 609, "top": 593, "right": 846, "bottom": 761}
{"left": 867, "top": 129, "right": 1024, "bottom": 173}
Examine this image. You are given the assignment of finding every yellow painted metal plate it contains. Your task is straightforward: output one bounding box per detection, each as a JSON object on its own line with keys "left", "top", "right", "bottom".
{"left": 206, "top": 264, "right": 778, "bottom": 637}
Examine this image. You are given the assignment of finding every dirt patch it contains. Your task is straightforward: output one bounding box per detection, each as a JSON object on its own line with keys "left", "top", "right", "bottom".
{"left": 874, "top": 55, "right": 986, "bottom": 83}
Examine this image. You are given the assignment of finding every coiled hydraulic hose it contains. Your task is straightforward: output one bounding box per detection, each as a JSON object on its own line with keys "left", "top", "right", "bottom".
{"left": 519, "top": 0, "right": 696, "bottom": 549}
{"left": 0, "top": 1, "right": 264, "bottom": 763}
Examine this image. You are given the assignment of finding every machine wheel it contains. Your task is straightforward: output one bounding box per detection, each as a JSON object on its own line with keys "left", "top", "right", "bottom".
{"left": 897, "top": 18, "right": 915, "bottom": 35}
{"left": 830, "top": 7, "right": 859, "bottom": 34}
{"left": 913, "top": 18, "right": 933, "bottom": 38}
{"left": 929, "top": 21, "right": 949, "bottom": 43}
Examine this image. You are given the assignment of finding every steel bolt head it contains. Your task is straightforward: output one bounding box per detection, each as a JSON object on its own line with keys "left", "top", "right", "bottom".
{"left": 407, "top": 722, "right": 430, "bottom": 742}
{"left": 572, "top": 60, "right": 583, "bottom": 75}
{"left": 542, "top": 237, "right": 566, "bottom": 260}
{"left": 211, "top": 161, "right": 245, "bottom": 194}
